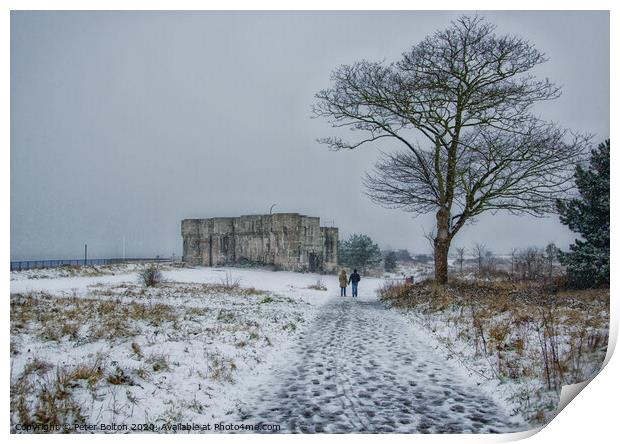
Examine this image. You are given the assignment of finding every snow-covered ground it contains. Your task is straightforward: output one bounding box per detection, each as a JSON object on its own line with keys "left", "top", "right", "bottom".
{"left": 11, "top": 265, "right": 341, "bottom": 305}
{"left": 10, "top": 262, "right": 159, "bottom": 281}
{"left": 235, "top": 297, "right": 523, "bottom": 433}
{"left": 11, "top": 266, "right": 348, "bottom": 432}
{"left": 11, "top": 263, "right": 531, "bottom": 433}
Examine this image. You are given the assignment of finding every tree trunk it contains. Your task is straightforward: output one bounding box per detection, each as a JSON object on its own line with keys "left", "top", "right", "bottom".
{"left": 434, "top": 208, "right": 451, "bottom": 284}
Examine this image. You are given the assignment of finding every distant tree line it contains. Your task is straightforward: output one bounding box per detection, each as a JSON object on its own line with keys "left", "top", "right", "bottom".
{"left": 338, "top": 235, "right": 421, "bottom": 273}
{"left": 452, "top": 242, "right": 559, "bottom": 281}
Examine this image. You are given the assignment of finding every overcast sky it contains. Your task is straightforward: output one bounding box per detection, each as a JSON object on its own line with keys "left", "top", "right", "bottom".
{"left": 11, "top": 11, "right": 609, "bottom": 260}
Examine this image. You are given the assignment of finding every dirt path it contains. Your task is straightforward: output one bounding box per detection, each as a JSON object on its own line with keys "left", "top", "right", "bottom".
{"left": 237, "top": 296, "right": 522, "bottom": 433}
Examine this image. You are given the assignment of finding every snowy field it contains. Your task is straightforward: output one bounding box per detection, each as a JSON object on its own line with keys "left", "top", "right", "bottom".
{"left": 10, "top": 265, "right": 386, "bottom": 432}
{"left": 11, "top": 263, "right": 542, "bottom": 434}
{"left": 11, "top": 266, "right": 325, "bottom": 429}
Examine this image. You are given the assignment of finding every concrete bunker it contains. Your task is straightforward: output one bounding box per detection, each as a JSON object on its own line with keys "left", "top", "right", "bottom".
{"left": 182, "top": 213, "right": 338, "bottom": 272}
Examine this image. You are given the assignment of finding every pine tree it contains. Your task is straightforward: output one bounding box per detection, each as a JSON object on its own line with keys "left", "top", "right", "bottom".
{"left": 338, "top": 234, "right": 382, "bottom": 272}
{"left": 556, "top": 139, "right": 609, "bottom": 288}
{"left": 394, "top": 249, "right": 413, "bottom": 262}
{"left": 384, "top": 251, "right": 397, "bottom": 272}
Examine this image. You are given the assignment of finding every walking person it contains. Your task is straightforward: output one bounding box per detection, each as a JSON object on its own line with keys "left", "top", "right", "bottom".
{"left": 348, "top": 269, "right": 361, "bottom": 298}
{"left": 339, "top": 269, "right": 348, "bottom": 297}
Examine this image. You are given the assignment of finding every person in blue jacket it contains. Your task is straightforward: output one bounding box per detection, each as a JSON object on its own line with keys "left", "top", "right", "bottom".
{"left": 348, "top": 269, "right": 361, "bottom": 298}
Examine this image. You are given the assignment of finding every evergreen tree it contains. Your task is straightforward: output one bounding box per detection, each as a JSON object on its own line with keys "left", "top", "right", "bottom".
{"left": 384, "top": 251, "right": 397, "bottom": 272}
{"left": 556, "top": 139, "right": 609, "bottom": 288}
{"left": 394, "top": 249, "right": 413, "bottom": 262}
{"left": 338, "top": 234, "right": 382, "bottom": 272}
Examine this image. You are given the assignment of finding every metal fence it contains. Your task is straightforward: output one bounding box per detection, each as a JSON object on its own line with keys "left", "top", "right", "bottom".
{"left": 10, "top": 257, "right": 174, "bottom": 272}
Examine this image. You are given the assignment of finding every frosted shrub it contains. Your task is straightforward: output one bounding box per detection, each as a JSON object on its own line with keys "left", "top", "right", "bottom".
{"left": 139, "top": 265, "right": 162, "bottom": 287}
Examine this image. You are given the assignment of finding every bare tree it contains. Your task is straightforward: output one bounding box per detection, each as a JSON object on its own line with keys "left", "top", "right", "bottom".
{"left": 545, "top": 242, "right": 559, "bottom": 279}
{"left": 509, "top": 248, "right": 518, "bottom": 275}
{"left": 485, "top": 250, "right": 497, "bottom": 273}
{"left": 421, "top": 225, "right": 436, "bottom": 254}
{"left": 314, "top": 15, "right": 588, "bottom": 284}
{"left": 516, "top": 247, "right": 546, "bottom": 280}
{"left": 454, "top": 247, "right": 466, "bottom": 274}
{"left": 472, "top": 242, "right": 488, "bottom": 274}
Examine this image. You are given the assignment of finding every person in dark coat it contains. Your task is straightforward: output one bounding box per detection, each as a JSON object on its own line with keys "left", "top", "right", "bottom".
{"left": 338, "top": 269, "right": 348, "bottom": 297}
{"left": 348, "top": 269, "right": 361, "bottom": 298}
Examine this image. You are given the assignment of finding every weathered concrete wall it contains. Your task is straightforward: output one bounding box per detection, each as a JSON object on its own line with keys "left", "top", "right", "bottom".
{"left": 182, "top": 213, "right": 338, "bottom": 272}
{"left": 321, "top": 227, "right": 338, "bottom": 272}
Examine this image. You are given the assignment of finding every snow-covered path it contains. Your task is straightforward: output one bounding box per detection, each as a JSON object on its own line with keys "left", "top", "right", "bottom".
{"left": 11, "top": 265, "right": 523, "bottom": 433}
{"left": 237, "top": 296, "right": 520, "bottom": 433}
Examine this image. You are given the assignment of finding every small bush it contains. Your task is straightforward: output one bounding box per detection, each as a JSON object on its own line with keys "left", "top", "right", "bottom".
{"left": 307, "top": 279, "right": 327, "bottom": 291}
{"left": 220, "top": 271, "right": 240, "bottom": 290}
{"left": 139, "top": 265, "right": 162, "bottom": 287}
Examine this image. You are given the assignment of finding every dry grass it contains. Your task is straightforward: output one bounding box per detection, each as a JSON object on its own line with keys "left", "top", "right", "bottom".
{"left": 11, "top": 262, "right": 176, "bottom": 281}
{"left": 11, "top": 358, "right": 107, "bottom": 431}
{"left": 11, "top": 293, "right": 178, "bottom": 345}
{"left": 379, "top": 278, "right": 609, "bottom": 423}
{"left": 89, "top": 281, "right": 266, "bottom": 300}
{"left": 10, "top": 276, "right": 300, "bottom": 431}
{"left": 131, "top": 342, "right": 143, "bottom": 359}
{"left": 107, "top": 366, "right": 134, "bottom": 385}
{"left": 207, "top": 355, "right": 237, "bottom": 383}
{"left": 22, "top": 358, "right": 54, "bottom": 377}
{"left": 70, "top": 360, "right": 105, "bottom": 387}
{"left": 146, "top": 353, "right": 170, "bottom": 372}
